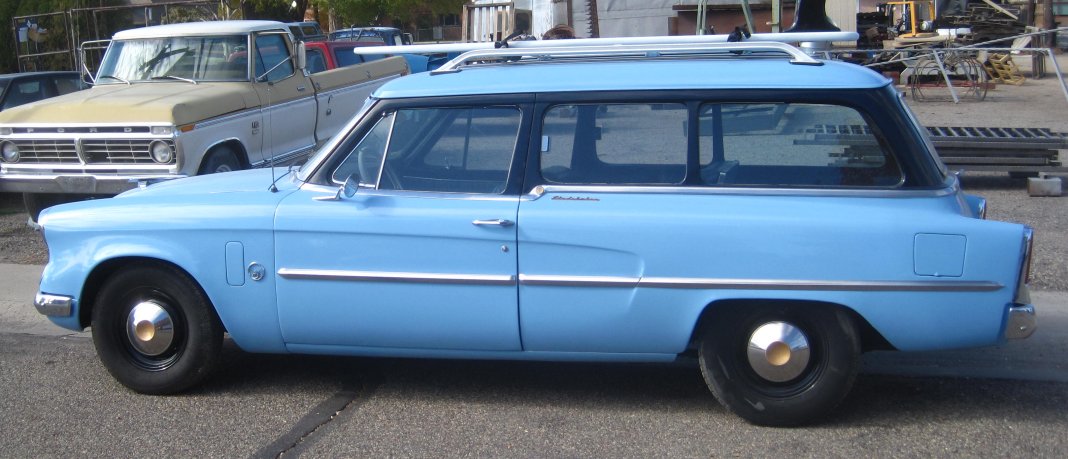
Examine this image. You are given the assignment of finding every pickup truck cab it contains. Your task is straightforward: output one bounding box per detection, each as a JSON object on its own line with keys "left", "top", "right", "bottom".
{"left": 304, "top": 40, "right": 430, "bottom": 74}
{"left": 328, "top": 26, "right": 412, "bottom": 46}
{"left": 0, "top": 20, "right": 408, "bottom": 219}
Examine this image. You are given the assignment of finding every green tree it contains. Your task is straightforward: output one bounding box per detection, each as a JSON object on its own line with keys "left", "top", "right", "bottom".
{"left": 243, "top": 0, "right": 313, "bottom": 21}
{"left": 318, "top": 0, "right": 462, "bottom": 30}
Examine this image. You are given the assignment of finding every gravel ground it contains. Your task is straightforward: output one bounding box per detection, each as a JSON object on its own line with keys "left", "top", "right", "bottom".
{"left": 1, "top": 54, "right": 1065, "bottom": 289}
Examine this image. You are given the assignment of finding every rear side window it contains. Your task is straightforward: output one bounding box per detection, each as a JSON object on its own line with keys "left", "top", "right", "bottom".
{"left": 540, "top": 103, "right": 688, "bottom": 184}
{"left": 699, "top": 103, "right": 902, "bottom": 187}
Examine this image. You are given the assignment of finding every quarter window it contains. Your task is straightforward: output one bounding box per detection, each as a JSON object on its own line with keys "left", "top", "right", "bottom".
{"left": 699, "top": 103, "right": 902, "bottom": 187}
{"left": 540, "top": 103, "right": 687, "bottom": 184}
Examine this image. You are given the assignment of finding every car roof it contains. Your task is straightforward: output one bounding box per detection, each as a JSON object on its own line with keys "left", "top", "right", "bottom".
{"left": 0, "top": 71, "right": 80, "bottom": 82}
{"left": 113, "top": 20, "right": 285, "bottom": 39}
{"left": 372, "top": 57, "right": 890, "bottom": 99}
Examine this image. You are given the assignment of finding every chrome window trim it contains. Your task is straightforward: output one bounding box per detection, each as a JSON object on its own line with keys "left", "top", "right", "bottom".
{"left": 301, "top": 183, "right": 520, "bottom": 201}
{"left": 525, "top": 181, "right": 958, "bottom": 200}
{"left": 278, "top": 268, "right": 516, "bottom": 285}
{"left": 519, "top": 274, "right": 1002, "bottom": 292}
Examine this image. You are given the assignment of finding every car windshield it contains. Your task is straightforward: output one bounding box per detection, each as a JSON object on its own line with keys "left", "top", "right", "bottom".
{"left": 96, "top": 35, "right": 249, "bottom": 83}
{"left": 0, "top": 79, "right": 8, "bottom": 99}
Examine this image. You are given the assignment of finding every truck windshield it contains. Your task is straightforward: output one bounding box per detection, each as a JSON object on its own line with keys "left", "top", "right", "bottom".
{"left": 96, "top": 35, "right": 249, "bottom": 83}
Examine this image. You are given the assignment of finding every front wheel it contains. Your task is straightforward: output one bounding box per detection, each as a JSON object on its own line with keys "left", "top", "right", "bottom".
{"left": 198, "top": 146, "right": 241, "bottom": 174}
{"left": 698, "top": 304, "right": 860, "bottom": 426}
{"left": 91, "top": 262, "right": 224, "bottom": 394}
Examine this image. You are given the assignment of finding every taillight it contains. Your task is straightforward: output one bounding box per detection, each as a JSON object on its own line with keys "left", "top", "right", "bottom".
{"left": 1015, "top": 227, "right": 1034, "bottom": 304}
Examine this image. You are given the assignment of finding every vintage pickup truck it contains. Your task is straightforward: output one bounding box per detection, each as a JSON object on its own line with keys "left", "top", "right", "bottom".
{"left": 0, "top": 20, "right": 408, "bottom": 220}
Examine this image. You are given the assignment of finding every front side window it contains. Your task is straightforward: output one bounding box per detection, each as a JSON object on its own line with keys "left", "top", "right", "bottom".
{"left": 699, "top": 103, "right": 903, "bottom": 187}
{"left": 333, "top": 106, "right": 521, "bottom": 193}
{"left": 540, "top": 103, "right": 688, "bottom": 184}
{"left": 96, "top": 35, "right": 248, "bottom": 82}
{"left": 254, "top": 34, "right": 294, "bottom": 82}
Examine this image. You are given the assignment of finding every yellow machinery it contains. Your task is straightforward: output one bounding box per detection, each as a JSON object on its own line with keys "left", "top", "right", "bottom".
{"left": 886, "top": 0, "right": 937, "bottom": 39}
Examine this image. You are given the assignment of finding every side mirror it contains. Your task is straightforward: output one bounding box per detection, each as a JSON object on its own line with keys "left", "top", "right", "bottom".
{"left": 343, "top": 173, "right": 359, "bottom": 198}
{"left": 402, "top": 33, "right": 413, "bottom": 45}
{"left": 315, "top": 173, "right": 360, "bottom": 201}
{"left": 296, "top": 41, "right": 307, "bottom": 70}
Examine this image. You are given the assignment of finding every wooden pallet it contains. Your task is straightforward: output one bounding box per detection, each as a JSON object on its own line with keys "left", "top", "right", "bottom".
{"left": 983, "top": 53, "right": 1025, "bottom": 85}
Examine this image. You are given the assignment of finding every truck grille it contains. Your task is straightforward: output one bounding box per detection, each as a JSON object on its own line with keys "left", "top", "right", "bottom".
{"left": 83, "top": 139, "right": 170, "bottom": 164}
{"left": 7, "top": 139, "right": 78, "bottom": 163}
{"left": 7, "top": 138, "right": 174, "bottom": 164}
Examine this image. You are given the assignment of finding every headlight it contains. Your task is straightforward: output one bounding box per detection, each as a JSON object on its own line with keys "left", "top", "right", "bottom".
{"left": 151, "top": 126, "right": 174, "bottom": 136}
{"left": 0, "top": 127, "right": 11, "bottom": 135}
{"left": 1, "top": 141, "right": 19, "bottom": 163}
{"left": 149, "top": 141, "right": 174, "bottom": 164}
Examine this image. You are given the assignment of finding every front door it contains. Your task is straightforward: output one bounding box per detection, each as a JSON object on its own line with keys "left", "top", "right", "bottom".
{"left": 274, "top": 105, "right": 527, "bottom": 351}
{"left": 252, "top": 32, "right": 317, "bottom": 164}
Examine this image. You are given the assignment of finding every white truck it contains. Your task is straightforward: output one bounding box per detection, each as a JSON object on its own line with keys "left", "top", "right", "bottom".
{"left": 0, "top": 20, "right": 408, "bottom": 219}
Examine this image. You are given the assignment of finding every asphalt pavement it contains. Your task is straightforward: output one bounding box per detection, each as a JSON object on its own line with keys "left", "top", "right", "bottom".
{"left": 2, "top": 263, "right": 1066, "bottom": 457}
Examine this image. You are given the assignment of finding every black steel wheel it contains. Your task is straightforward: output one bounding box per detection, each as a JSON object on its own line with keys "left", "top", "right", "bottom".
{"left": 91, "top": 262, "right": 223, "bottom": 394}
{"left": 698, "top": 304, "right": 860, "bottom": 426}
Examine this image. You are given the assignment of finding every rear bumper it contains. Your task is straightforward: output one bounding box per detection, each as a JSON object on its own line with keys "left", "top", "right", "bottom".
{"left": 1005, "top": 304, "right": 1036, "bottom": 339}
{"left": 0, "top": 172, "right": 184, "bottom": 194}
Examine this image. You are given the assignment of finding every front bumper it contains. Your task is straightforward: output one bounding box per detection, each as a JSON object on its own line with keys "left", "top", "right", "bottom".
{"left": 34, "top": 293, "right": 73, "bottom": 317}
{"left": 0, "top": 172, "right": 185, "bottom": 194}
{"left": 1005, "top": 304, "right": 1036, "bottom": 339}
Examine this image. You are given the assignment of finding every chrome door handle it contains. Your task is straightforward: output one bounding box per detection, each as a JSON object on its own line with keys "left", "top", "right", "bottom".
{"left": 472, "top": 219, "right": 514, "bottom": 227}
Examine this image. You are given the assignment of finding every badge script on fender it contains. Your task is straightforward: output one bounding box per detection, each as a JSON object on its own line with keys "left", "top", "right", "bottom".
{"left": 552, "top": 196, "right": 600, "bottom": 201}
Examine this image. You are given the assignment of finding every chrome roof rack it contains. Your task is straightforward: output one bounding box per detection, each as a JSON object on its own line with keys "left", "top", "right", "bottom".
{"left": 431, "top": 41, "right": 824, "bottom": 74}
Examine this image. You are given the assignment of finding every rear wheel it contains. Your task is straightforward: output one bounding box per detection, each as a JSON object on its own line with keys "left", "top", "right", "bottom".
{"left": 698, "top": 304, "right": 860, "bottom": 426}
{"left": 91, "top": 262, "right": 223, "bottom": 394}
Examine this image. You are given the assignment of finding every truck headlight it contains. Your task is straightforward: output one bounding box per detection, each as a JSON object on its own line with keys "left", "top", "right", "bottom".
{"left": 1, "top": 141, "right": 19, "bottom": 163}
{"left": 149, "top": 141, "right": 174, "bottom": 164}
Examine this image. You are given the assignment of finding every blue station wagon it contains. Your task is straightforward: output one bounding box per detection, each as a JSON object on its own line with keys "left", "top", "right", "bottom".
{"left": 32, "top": 40, "right": 1036, "bottom": 426}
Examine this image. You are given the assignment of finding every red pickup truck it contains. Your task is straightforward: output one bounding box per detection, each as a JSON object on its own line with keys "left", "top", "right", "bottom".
{"left": 304, "top": 41, "right": 428, "bottom": 74}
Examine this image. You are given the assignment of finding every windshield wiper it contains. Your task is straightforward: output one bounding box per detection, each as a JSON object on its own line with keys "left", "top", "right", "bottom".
{"left": 97, "top": 74, "right": 130, "bottom": 85}
{"left": 151, "top": 75, "right": 198, "bottom": 85}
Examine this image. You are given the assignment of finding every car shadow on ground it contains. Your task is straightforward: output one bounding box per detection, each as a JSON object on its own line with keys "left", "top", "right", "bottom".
{"left": 196, "top": 339, "right": 1067, "bottom": 427}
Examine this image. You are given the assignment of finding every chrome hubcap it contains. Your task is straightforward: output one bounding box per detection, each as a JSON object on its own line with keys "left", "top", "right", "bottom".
{"left": 126, "top": 301, "right": 175, "bottom": 356}
{"left": 746, "top": 321, "right": 811, "bottom": 382}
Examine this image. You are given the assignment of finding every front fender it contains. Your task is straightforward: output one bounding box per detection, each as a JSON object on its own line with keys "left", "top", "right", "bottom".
{"left": 37, "top": 191, "right": 290, "bottom": 353}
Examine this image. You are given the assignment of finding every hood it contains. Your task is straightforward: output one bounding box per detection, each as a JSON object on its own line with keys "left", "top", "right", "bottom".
{"left": 0, "top": 82, "right": 260, "bottom": 125}
{"left": 119, "top": 167, "right": 300, "bottom": 198}
{"left": 38, "top": 167, "right": 301, "bottom": 228}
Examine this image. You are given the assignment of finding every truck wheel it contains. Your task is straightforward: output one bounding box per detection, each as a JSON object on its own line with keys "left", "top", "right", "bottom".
{"left": 698, "top": 304, "right": 860, "bottom": 426}
{"left": 23, "top": 193, "right": 70, "bottom": 223}
{"left": 199, "top": 146, "right": 241, "bottom": 174}
{"left": 91, "top": 262, "right": 224, "bottom": 394}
